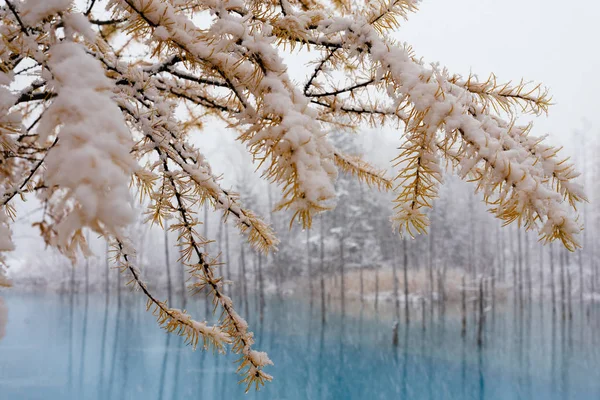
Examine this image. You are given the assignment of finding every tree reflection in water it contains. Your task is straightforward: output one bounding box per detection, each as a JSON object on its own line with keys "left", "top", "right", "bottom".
{"left": 1, "top": 293, "right": 600, "bottom": 400}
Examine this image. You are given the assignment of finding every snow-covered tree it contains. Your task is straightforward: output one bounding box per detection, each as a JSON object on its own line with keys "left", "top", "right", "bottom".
{"left": 0, "top": 0, "right": 585, "bottom": 389}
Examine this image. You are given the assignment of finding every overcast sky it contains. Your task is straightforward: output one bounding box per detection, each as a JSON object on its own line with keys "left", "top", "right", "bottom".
{"left": 398, "top": 0, "right": 599, "bottom": 148}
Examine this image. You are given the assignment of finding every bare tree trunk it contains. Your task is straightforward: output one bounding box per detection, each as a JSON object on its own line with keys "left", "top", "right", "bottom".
{"left": 461, "top": 275, "right": 467, "bottom": 338}
{"left": 85, "top": 231, "right": 90, "bottom": 296}
{"left": 472, "top": 273, "right": 478, "bottom": 324}
{"left": 320, "top": 216, "right": 326, "bottom": 324}
{"left": 567, "top": 260, "right": 573, "bottom": 321}
{"left": 403, "top": 238, "right": 409, "bottom": 325}
{"left": 339, "top": 235, "right": 345, "bottom": 316}
{"left": 203, "top": 205, "right": 210, "bottom": 316}
{"left": 98, "top": 268, "right": 109, "bottom": 395}
{"left": 590, "top": 224, "right": 597, "bottom": 306}
{"left": 525, "top": 233, "right": 532, "bottom": 306}
{"left": 359, "top": 250, "right": 364, "bottom": 304}
{"left": 258, "top": 253, "right": 265, "bottom": 322}
{"left": 392, "top": 321, "right": 399, "bottom": 347}
{"left": 421, "top": 297, "right": 426, "bottom": 331}
{"left": 560, "top": 247, "right": 566, "bottom": 321}
{"left": 477, "top": 276, "right": 485, "bottom": 347}
{"left": 550, "top": 245, "right": 556, "bottom": 316}
{"left": 539, "top": 243, "right": 544, "bottom": 302}
{"left": 79, "top": 271, "right": 89, "bottom": 398}
{"left": 105, "top": 240, "right": 110, "bottom": 297}
{"left": 268, "top": 186, "right": 282, "bottom": 300}
{"left": 592, "top": 258, "right": 597, "bottom": 309}
{"left": 491, "top": 267, "right": 496, "bottom": 317}
{"left": 375, "top": 267, "right": 380, "bottom": 311}
{"left": 178, "top": 232, "right": 187, "bottom": 307}
{"left": 578, "top": 248, "right": 584, "bottom": 308}
{"left": 438, "top": 267, "right": 446, "bottom": 316}
{"left": 495, "top": 223, "right": 503, "bottom": 283}
{"left": 117, "top": 254, "right": 121, "bottom": 306}
{"left": 428, "top": 229, "right": 435, "bottom": 311}
{"left": 393, "top": 245, "right": 400, "bottom": 321}
{"left": 579, "top": 136, "right": 587, "bottom": 312}
{"left": 468, "top": 195, "right": 475, "bottom": 279}
{"left": 592, "top": 261, "right": 596, "bottom": 295}
{"left": 254, "top": 253, "right": 259, "bottom": 314}
{"left": 80, "top": 233, "right": 90, "bottom": 397}
{"left": 307, "top": 229, "right": 313, "bottom": 309}
{"left": 240, "top": 242, "right": 248, "bottom": 318}
{"left": 511, "top": 225, "right": 517, "bottom": 301}
{"left": 164, "top": 221, "right": 172, "bottom": 304}
{"left": 217, "top": 220, "right": 226, "bottom": 307}
{"left": 68, "top": 261, "right": 75, "bottom": 387}
{"left": 501, "top": 225, "right": 507, "bottom": 282}
{"left": 517, "top": 228, "right": 523, "bottom": 310}
{"left": 217, "top": 218, "right": 223, "bottom": 258}
{"left": 225, "top": 222, "right": 230, "bottom": 297}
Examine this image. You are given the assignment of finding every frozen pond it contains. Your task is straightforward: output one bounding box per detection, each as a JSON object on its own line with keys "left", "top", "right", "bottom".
{"left": 1, "top": 292, "right": 600, "bottom": 399}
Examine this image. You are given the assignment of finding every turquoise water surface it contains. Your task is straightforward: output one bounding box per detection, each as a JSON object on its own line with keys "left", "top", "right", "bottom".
{"left": 1, "top": 292, "right": 599, "bottom": 399}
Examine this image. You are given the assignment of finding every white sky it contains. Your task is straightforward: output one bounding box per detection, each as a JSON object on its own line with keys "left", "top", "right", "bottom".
{"left": 397, "top": 0, "right": 599, "bottom": 148}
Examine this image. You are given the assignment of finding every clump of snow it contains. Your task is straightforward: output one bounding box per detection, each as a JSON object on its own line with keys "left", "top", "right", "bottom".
{"left": 248, "top": 350, "right": 273, "bottom": 367}
{"left": 20, "top": 0, "right": 72, "bottom": 25}
{"left": 38, "top": 42, "right": 136, "bottom": 248}
{"left": 153, "top": 26, "right": 170, "bottom": 41}
{"left": 167, "top": 307, "right": 231, "bottom": 346}
{"left": 63, "top": 12, "right": 96, "bottom": 42}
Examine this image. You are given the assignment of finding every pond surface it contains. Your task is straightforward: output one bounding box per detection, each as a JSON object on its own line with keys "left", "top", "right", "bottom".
{"left": 1, "top": 292, "right": 600, "bottom": 399}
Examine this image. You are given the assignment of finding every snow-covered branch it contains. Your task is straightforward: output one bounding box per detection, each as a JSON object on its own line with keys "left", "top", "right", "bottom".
{"left": 0, "top": 0, "right": 586, "bottom": 389}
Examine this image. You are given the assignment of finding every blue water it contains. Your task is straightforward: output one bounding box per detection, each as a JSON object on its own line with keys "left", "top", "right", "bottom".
{"left": 1, "top": 292, "right": 599, "bottom": 399}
